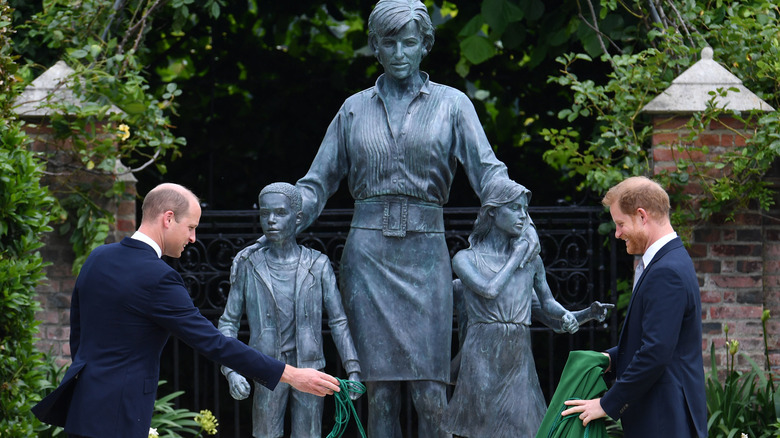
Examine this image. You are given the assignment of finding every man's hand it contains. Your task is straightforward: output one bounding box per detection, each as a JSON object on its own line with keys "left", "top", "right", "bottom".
{"left": 227, "top": 372, "right": 251, "bottom": 400}
{"left": 280, "top": 365, "right": 340, "bottom": 397}
{"left": 561, "top": 398, "right": 607, "bottom": 426}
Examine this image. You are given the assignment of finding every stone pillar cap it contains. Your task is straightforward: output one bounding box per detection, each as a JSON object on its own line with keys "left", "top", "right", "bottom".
{"left": 642, "top": 47, "right": 774, "bottom": 114}
{"left": 13, "top": 60, "right": 124, "bottom": 117}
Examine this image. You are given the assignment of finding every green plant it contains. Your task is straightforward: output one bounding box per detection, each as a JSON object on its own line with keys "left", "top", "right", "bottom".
{"left": 10, "top": 0, "right": 229, "bottom": 273}
{"left": 0, "top": 3, "right": 63, "bottom": 436}
{"left": 149, "top": 381, "right": 218, "bottom": 438}
{"left": 706, "top": 312, "right": 780, "bottom": 438}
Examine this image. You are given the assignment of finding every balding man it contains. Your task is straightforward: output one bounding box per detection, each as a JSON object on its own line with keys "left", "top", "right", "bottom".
{"left": 33, "top": 183, "right": 340, "bottom": 438}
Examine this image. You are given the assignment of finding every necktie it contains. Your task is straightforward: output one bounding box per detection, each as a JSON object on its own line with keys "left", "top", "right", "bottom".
{"left": 633, "top": 258, "right": 645, "bottom": 291}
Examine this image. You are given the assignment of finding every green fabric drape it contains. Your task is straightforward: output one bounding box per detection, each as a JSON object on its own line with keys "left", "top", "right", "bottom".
{"left": 536, "top": 350, "right": 611, "bottom": 438}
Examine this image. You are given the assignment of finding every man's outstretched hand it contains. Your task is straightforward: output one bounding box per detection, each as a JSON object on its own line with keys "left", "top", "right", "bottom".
{"left": 280, "top": 365, "right": 341, "bottom": 397}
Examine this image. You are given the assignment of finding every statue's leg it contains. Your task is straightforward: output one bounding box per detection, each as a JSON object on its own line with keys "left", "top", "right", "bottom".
{"left": 366, "top": 381, "right": 402, "bottom": 438}
{"left": 409, "top": 380, "right": 451, "bottom": 438}
{"left": 252, "top": 381, "right": 289, "bottom": 438}
{"left": 289, "top": 387, "right": 323, "bottom": 438}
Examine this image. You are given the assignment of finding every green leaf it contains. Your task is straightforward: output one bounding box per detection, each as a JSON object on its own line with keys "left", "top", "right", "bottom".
{"left": 460, "top": 34, "right": 496, "bottom": 65}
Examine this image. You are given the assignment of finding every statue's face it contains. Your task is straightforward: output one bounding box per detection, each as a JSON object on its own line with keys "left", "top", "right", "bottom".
{"left": 492, "top": 194, "right": 529, "bottom": 238}
{"left": 376, "top": 20, "right": 424, "bottom": 81}
{"left": 258, "top": 193, "right": 300, "bottom": 243}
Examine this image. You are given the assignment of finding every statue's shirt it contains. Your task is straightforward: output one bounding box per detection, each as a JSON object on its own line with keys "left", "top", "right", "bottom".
{"left": 292, "top": 72, "right": 513, "bottom": 382}
{"left": 297, "top": 72, "right": 509, "bottom": 228}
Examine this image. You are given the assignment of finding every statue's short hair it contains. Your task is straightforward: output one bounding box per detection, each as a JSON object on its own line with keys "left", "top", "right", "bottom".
{"left": 259, "top": 182, "right": 302, "bottom": 214}
{"left": 368, "top": 0, "right": 435, "bottom": 56}
{"left": 601, "top": 176, "right": 670, "bottom": 221}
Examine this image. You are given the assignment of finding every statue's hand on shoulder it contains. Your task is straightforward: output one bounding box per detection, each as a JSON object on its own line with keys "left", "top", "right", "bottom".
{"left": 227, "top": 372, "right": 250, "bottom": 400}
{"left": 235, "top": 236, "right": 267, "bottom": 261}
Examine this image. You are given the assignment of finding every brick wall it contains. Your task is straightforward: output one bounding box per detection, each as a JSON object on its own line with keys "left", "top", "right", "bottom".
{"left": 26, "top": 122, "right": 137, "bottom": 367}
{"left": 651, "top": 115, "right": 780, "bottom": 373}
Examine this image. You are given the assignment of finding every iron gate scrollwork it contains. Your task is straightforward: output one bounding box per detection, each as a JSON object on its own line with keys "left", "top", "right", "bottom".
{"left": 161, "top": 206, "right": 620, "bottom": 437}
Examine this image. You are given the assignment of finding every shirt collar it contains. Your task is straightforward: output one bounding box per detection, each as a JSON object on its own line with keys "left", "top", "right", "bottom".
{"left": 641, "top": 231, "right": 677, "bottom": 267}
{"left": 131, "top": 231, "right": 162, "bottom": 258}
{"left": 372, "top": 71, "right": 431, "bottom": 99}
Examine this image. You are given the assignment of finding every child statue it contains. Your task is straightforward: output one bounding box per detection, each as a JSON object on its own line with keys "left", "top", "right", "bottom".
{"left": 443, "top": 179, "right": 612, "bottom": 437}
{"left": 218, "top": 182, "right": 361, "bottom": 438}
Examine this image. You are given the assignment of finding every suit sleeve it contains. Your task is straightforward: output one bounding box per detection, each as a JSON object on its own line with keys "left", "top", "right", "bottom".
{"left": 600, "top": 265, "right": 688, "bottom": 419}
{"left": 150, "top": 268, "right": 285, "bottom": 390}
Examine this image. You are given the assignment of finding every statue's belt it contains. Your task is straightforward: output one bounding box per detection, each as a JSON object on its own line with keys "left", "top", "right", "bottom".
{"left": 351, "top": 197, "right": 444, "bottom": 237}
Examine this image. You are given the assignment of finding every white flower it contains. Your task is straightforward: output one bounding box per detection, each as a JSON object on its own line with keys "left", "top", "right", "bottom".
{"left": 742, "top": 433, "right": 748, "bottom": 438}
{"left": 148, "top": 427, "right": 159, "bottom": 438}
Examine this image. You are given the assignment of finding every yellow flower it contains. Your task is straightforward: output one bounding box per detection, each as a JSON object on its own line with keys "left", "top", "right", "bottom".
{"left": 195, "top": 409, "right": 219, "bottom": 436}
{"left": 148, "top": 427, "right": 159, "bottom": 438}
{"left": 117, "top": 123, "right": 131, "bottom": 141}
{"left": 728, "top": 339, "right": 740, "bottom": 356}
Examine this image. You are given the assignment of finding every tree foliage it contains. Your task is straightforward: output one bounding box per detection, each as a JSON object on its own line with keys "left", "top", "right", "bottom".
{"left": 10, "top": 0, "right": 226, "bottom": 273}
{"left": 542, "top": 0, "right": 780, "bottom": 231}
{"left": 0, "top": 2, "right": 60, "bottom": 435}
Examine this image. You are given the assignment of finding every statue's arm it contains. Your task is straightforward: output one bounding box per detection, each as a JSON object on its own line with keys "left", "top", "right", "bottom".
{"left": 295, "top": 107, "right": 350, "bottom": 232}
{"left": 218, "top": 259, "right": 248, "bottom": 378}
{"left": 452, "top": 92, "right": 509, "bottom": 198}
{"left": 532, "top": 256, "right": 578, "bottom": 333}
{"left": 452, "top": 245, "right": 524, "bottom": 300}
{"left": 319, "top": 255, "right": 361, "bottom": 375}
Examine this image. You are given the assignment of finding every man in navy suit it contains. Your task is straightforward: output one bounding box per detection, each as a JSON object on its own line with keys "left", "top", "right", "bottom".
{"left": 561, "top": 176, "right": 707, "bottom": 437}
{"left": 32, "top": 183, "right": 340, "bottom": 438}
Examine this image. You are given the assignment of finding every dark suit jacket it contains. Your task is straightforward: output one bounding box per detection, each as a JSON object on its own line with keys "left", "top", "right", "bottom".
{"left": 600, "top": 237, "right": 707, "bottom": 437}
{"left": 32, "top": 237, "right": 286, "bottom": 438}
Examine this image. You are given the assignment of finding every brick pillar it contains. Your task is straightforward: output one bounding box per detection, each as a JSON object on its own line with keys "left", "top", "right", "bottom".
{"left": 650, "top": 115, "right": 778, "bottom": 372}
{"left": 24, "top": 122, "right": 137, "bottom": 367}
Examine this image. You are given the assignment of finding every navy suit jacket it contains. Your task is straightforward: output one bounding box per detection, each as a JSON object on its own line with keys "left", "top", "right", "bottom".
{"left": 600, "top": 237, "right": 707, "bottom": 438}
{"left": 32, "top": 237, "right": 286, "bottom": 438}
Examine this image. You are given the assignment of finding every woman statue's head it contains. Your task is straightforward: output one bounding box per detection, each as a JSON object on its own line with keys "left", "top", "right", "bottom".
{"left": 469, "top": 179, "right": 531, "bottom": 246}
{"left": 368, "top": 0, "right": 435, "bottom": 58}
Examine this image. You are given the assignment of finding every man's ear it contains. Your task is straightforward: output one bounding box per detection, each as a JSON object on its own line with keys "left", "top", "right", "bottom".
{"left": 162, "top": 210, "right": 175, "bottom": 228}
{"left": 636, "top": 207, "right": 649, "bottom": 225}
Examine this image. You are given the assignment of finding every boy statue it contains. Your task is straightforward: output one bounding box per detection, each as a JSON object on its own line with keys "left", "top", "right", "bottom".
{"left": 218, "top": 182, "right": 361, "bottom": 438}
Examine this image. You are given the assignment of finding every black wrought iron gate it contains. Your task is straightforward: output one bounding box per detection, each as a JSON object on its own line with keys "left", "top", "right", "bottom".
{"left": 161, "top": 206, "right": 622, "bottom": 437}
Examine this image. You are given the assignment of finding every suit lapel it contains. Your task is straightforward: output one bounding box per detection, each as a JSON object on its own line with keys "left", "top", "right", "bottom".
{"left": 618, "top": 238, "right": 684, "bottom": 344}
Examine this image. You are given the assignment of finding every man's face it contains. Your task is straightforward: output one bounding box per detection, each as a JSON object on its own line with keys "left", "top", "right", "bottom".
{"left": 376, "top": 20, "right": 424, "bottom": 82}
{"left": 493, "top": 194, "right": 529, "bottom": 238}
{"left": 258, "top": 193, "right": 300, "bottom": 244}
{"left": 609, "top": 202, "right": 648, "bottom": 255}
{"left": 164, "top": 200, "right": 200, "bottom": 258}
